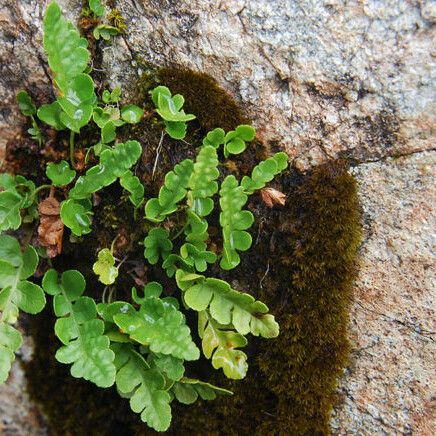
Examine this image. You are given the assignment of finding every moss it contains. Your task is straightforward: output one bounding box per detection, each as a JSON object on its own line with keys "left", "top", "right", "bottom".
{"left": 158, "top": 67, "right": 249, "bottom": 132}
{"left": 17, "top": 67, "right": 361, "bottom": 435}
{"left": 171, "top": 162, "right": 362, "bottom": 435}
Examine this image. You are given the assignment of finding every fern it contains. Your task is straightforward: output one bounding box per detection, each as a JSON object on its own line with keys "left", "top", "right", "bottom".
{"left": 4, "top": 3, "right": 289, "bottom": 429}
{"left": 143, "top": 228, "right": 172, "bottom": 265}
{"left": 171, "top": 377, "right": 233, "bottom": 404}
{"left": 219, "top": 175, "right": 254, "bottom": 270}
{"left": 199, "top": 312, "right": 248, "bottom": 379}
{"left": 69, "top": 140, "right": 142, "bottom": 199}
{"left": 60, "top": 198, "right": 93, "bottom": 236}
{"left": 105, "top": 284, "right": 200, "bottom": 361}
{"left": 93, "top": 248, "right": 118, "bottom": 285}
{"left": 186, "top": 145, "right": 219, "bottom": 217}
{"left": 112, "top": 343, "right": 172, "bottom": 431}
{"left": 203, "top": 125, "right": 255, "bottom": 157}
{"left": 42, "top": 269, "right": 116, "bottom": 387}
{"left": 241, "top": 152, "right": 288, "bottom": 194}
{"left": 150, "top": 86, "right": 195, "bottom": 139}
{"left": 0, "top": 236, "right": 46, "bottom": 383}
{"left": 120, "top": 170, "right": 144, "bottom": 208}
{"left": 144, "top": 158, "right": 194, "bottom": 222}
{"left": 0, "top": 174, "right": 36, "bottom": 231}
{"left": 42, "top": 2, "right": 96, "bottom": 132}
{"left": 176, "top": 270, "right": 279, "bottom": 338}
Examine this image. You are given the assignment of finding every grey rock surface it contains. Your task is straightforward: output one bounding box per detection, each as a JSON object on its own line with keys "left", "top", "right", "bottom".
{"left": 0, "top": 0, "right": 434, "bottom": 434}
{"left": 332, "top": 151, "right": 435, "bottom": 435}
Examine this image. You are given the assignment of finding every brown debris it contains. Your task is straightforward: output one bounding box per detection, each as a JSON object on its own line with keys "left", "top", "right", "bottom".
{"left": 37, "top": 196, "right": 64, "bottom": 258}
{"left": 260, "top": 187, "right": 286, "bottom": 208}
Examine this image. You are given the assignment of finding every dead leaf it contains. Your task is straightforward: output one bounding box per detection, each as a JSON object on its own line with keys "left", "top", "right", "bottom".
{"left": 260, "top": 187, "right": 286, "bottom": 208}
{"left": 37, "top": 196, "right": 64, "bottom": 258}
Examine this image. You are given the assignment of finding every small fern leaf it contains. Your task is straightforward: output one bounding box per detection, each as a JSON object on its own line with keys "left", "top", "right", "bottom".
{"left": 187, "top": 145, "right": 219, "bottom": 217}
{"left": 69, "top": 141, "right": 142, "bottom": 199}
{"left": 240, "top": 152, "right": 288, "bottom": 194}
{"left": 112, "top": 287, "right": 200, "bottom": 361}
{"left": 219, "top": 175, "right": 254, "bottom": 270}
{"left": 42, "top": 268, "right": 116, "bottom": 388}
{"left": 144, "top": 158, "right": 194, "bottom": 222}
{"left": 172, "top": 376, "right": 233, "bottom": 404}
{"left": 198, "top": 312, "right": 248, "bottom": 380}
{"left": 175, "top": 270, "right": 279, "bottom": 339}
{"left": 0, "top": 236, "right": 45, "bottom": 384}
{"left": 112, "top": 343, "right": 172, "bottom": 432}
{"left": 120, "top": 170, "right": 144, "bottom": 208}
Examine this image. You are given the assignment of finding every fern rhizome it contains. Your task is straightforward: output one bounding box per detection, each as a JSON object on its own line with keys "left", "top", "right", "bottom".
{"left": 0, "top": 2, "right": 290, "bottom": 432}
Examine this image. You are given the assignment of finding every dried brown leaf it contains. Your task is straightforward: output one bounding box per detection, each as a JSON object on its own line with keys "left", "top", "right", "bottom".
{"left": 260, "top": 187, "right": 286, "bottom": 208}
{"left": 37, "top": 196, "right": 64, "bottom": 258}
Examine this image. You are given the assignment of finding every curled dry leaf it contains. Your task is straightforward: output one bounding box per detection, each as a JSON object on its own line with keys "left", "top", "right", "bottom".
{"left": 260, "top": 187, "right": 286, "bottom": 208}
{"left": 38, "top": 196, "right": 64, "bottom": 258}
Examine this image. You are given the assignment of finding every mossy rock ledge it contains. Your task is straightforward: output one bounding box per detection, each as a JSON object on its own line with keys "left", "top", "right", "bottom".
{"left": 2, "top": 66, "right": 361, "bottom": 435}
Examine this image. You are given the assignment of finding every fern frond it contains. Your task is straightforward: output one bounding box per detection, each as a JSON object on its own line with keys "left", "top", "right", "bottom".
{"left": 42, "top": 268, "right": 116, "bottom": 388}
{"left": 144, "top": 158, "right": 194, "bottom": 222}
{"left": 0, "top": 236, "right": 45, "bottom": 383}
{"left": 69, "top": 140, "right": 142, "bottom": 199}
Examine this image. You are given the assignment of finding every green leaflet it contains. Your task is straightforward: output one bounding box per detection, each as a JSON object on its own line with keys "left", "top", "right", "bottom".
{"left": 219, "top": 153, "right": 288, "bottom": 269}
{"left": 174, "top": 145, "right": 219, "bottom": 271}
{"left": 202, "top": 125, "right": 255, "bottom": 157}
{"left": 102, "top": 87, "right": 121, "bottom": 104}
{"left": 0, "top": 324, "right": 22, "bottom": 384}
{"left": 187, "top": 145, "right": 219, "bottom": 218}
{"left": 162, "top": 254, "right": 194, "bottom": 278}
{"left": 148, "top": 353, "right": 185, "bottom": 381}
{"left": 112, "top": 343, "right": 172, "bottom": 432}
{"left": 144, "top": 158, "right": 194, "bottom": 222}
{"left": 241, "top": 152, "right": 288, "bottom": 194}
{"left": 199, "top": 313, "right": 248, "bottom": 379}
{"left": 172, "top": 377, "right": 233, "bottom": 404}
{"left": 0, "top": 236, "right": 45, "bottom": 384}
{"left": 43, "top": 2, "right": 90, "bottom": 92}
{"left": 223, "top": 125, "right": 255, "bottom": 157}
{"left": 176, "top": 270, "right": 279, "bottom": 338}
{"left": 37, "top": 101, "right": 65, "bottom": 130}
{"left": 60, "top": 198, "right": 92, "bottom": 236}
{"left": 149, "top": 86, "right": 195, "bottom": 139}
{"left": 93, "top": 248, "right": 118, "bottom": 285}
{"left": 121, "top": 104, "right": 144, "bottom": 124}
{"left": 93, "top": 24, "right": 120, "bottom": 41}
{"left": 42, "top": 269, "right": 116, "bottom": 388}
{"left": 43, "top": 3, "right": 96, "bottom": 133}
{"left": 46, "top": 160, "right": 76, "bottom": 186}
{"left": 89, "top": 0, "right": 106, "bottom": 17}
{"left": 219, "top": 175, "right": 253, "bottom": 270}
{"left": 179, "top": 243, "right": 216, "bottom": 273}
{"left": 143, "top": 228, "right": 172, "bottom": 265}
{"left": 119, "top": 170, "right": 144, "bottom": 208}
{"left": 69, "top": 140, "right": 142, "bottom": 199}
{"left": 16, "top": 90, "right": 36, "bottom": 116}
{"left": 110, "top": 285, "right": 200, "bottom": 361}
{"left": 0, "top": 175, "right": 36, "bottom": 232}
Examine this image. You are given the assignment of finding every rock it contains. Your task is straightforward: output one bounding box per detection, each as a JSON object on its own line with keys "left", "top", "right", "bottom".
{"left": 332, "top": 151, "right": 435, "bottom": 434}
{"left": 0, "top": 328, "right": 47, "bottom": 435}
{"left": 0, "top": 0, "right": 434, "bottom": 434}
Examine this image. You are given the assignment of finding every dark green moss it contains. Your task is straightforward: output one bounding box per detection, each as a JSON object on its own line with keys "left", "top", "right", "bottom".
{"left": 158, "top": 67, "right": 249, "bottom": 132}
{"left": 19, "top": 67, "right": 361, "bottom": 435}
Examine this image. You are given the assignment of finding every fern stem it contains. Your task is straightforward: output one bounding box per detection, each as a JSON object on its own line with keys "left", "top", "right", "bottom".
{"left": 69, "top": 130, "right": 76, "bottom": 168}
{"left": 33, "top": 184, "right": 52, "bottom": 196}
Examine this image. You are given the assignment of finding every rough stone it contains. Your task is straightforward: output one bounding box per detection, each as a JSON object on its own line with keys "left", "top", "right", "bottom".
{"left": 0, "top": 0, "right": 434, "bottom": 434}
{"left": 332, "top": 151, "right": 436, "bottom": 435}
